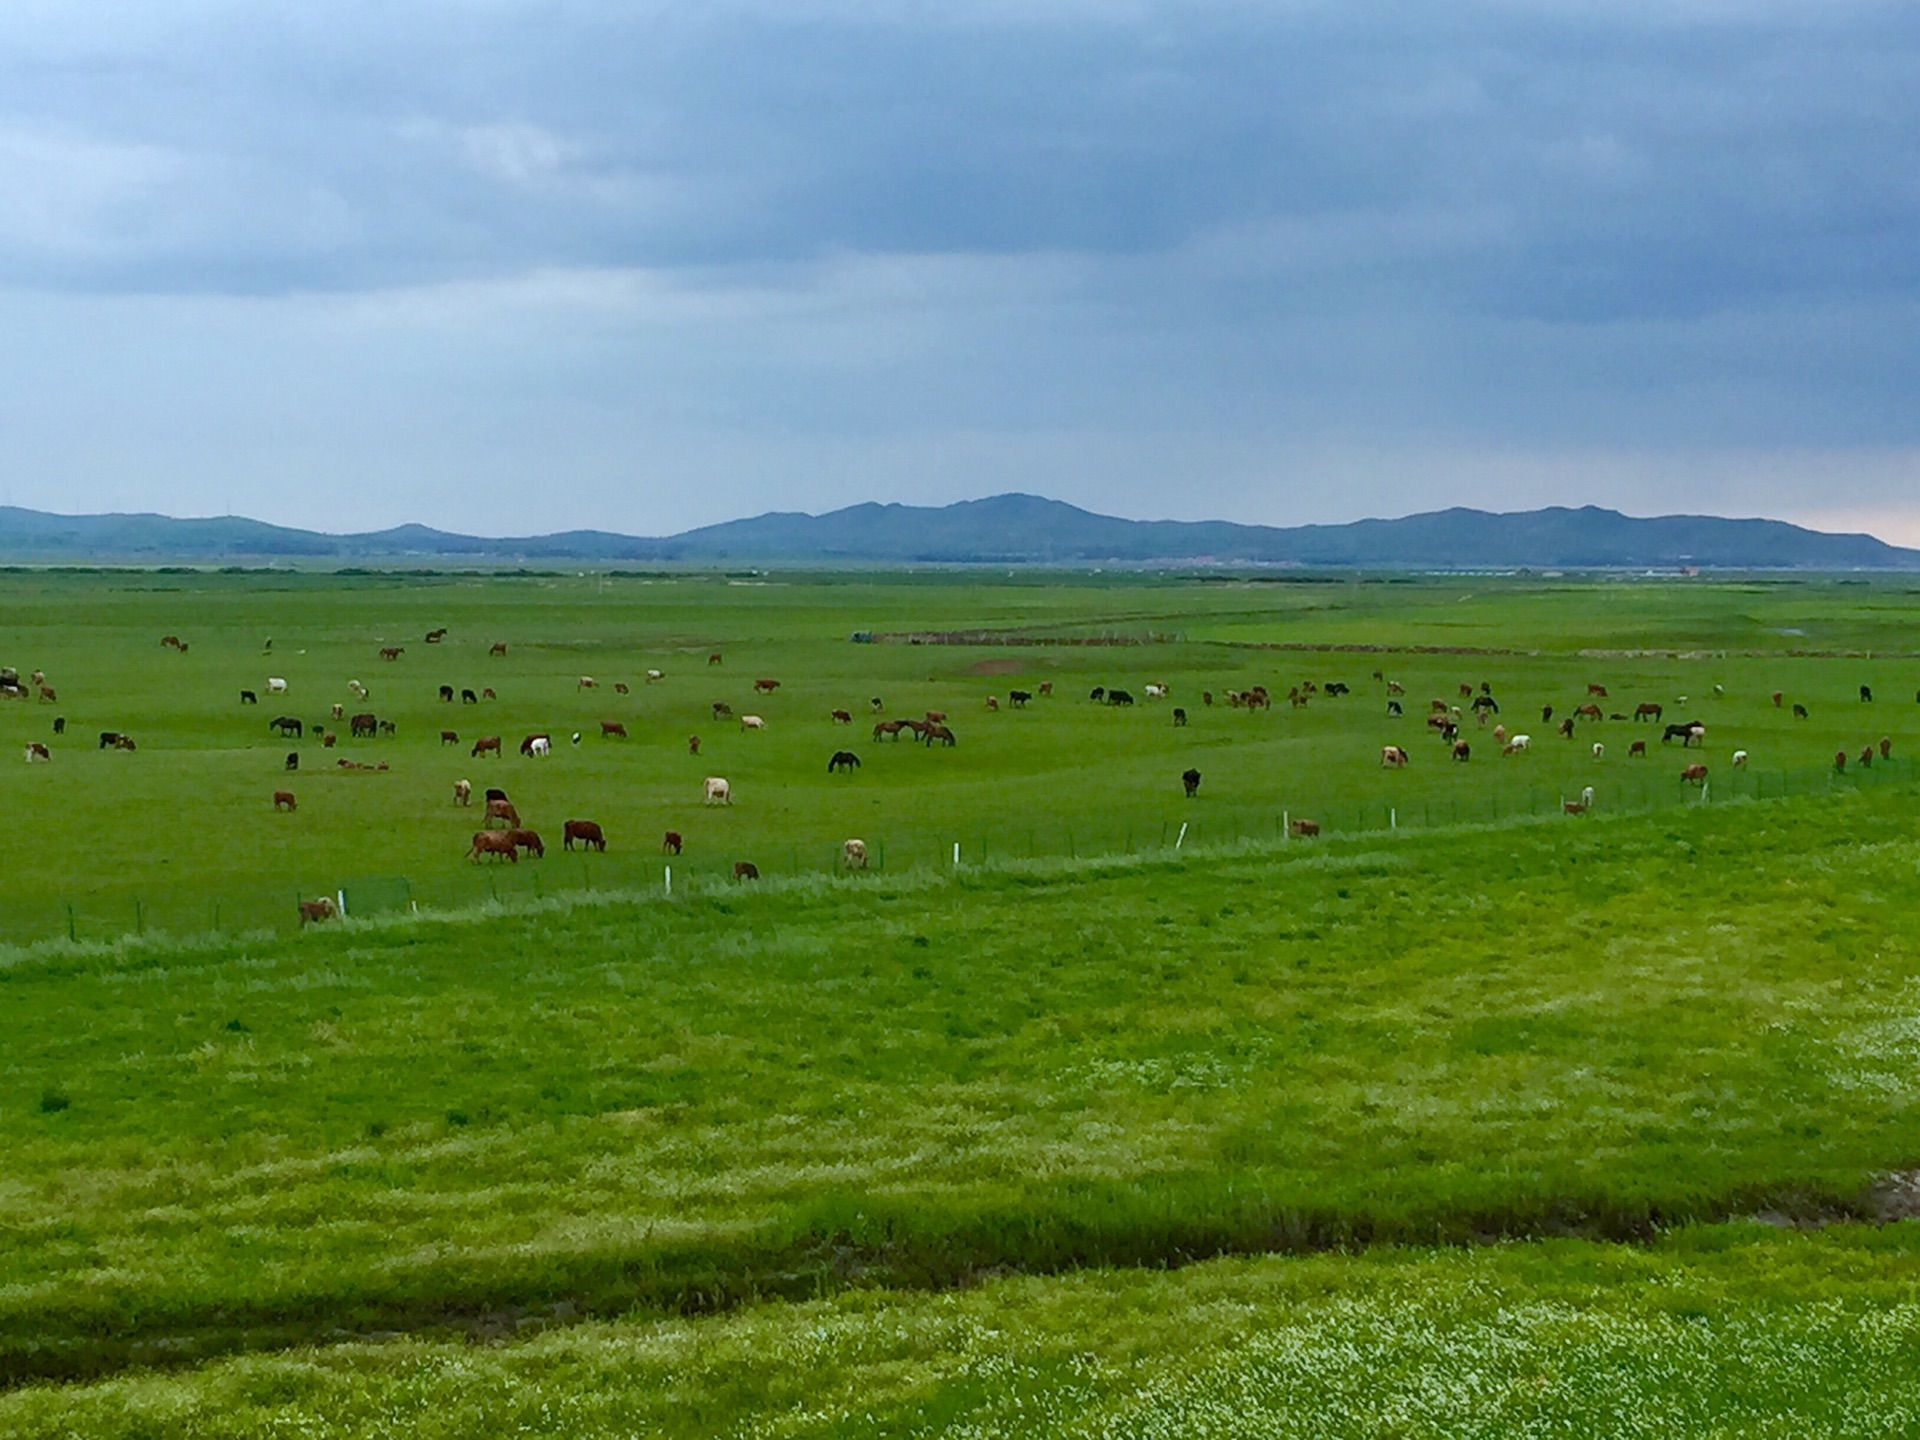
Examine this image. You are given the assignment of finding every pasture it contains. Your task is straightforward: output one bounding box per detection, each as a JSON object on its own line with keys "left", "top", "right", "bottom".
{"left": 2, "top": 568, "right": 1916, "bottom": 940}
{"left": 7, "top": 568, "right": 1920, "bottom": 1433}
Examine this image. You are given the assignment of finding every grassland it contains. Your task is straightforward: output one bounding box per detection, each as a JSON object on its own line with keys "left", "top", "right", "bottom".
{"left": 7, "top": 569, "right": 1920, "bottom": 1433}
{"left": 2, "top": 569, "right": 1916, "bottom": 941}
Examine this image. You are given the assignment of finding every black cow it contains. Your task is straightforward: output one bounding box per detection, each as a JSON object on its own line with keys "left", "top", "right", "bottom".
{"left": 1182, "top": 767, "right": 1201, "bottom": 798}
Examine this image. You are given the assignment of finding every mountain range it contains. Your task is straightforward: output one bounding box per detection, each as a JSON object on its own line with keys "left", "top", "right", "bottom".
{"left": 0, "top": 496, "right": 1913, "bottom": 569}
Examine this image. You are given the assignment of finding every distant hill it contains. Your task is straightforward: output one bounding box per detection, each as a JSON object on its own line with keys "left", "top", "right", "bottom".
{"left": 0, "top": 496, "right": 1913, "bottom": 569}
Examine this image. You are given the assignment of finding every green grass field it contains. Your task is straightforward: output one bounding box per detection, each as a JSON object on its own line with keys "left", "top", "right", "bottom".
{"left": 6, "top": 570, "right": 1920, "bottom": 1434}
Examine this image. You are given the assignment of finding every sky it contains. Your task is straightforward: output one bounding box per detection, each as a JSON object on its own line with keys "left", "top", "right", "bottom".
{"left": 1, "top": 1, "right": 1917, "bottom": 542}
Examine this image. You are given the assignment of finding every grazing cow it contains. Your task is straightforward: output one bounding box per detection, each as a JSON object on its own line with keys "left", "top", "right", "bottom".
{"left": 115, "top": 735, "right": 136, "bottom": 751}
{"left": 1681, "top": 763, "right": 1709, "bottom": 785}
{"left": 828, "top": 750, "right": 861, "bottom": 773}
{"left": 1144, "top": 683, "right": 1169, "bottom": 700}
{"left": 522, "top": 735, "right": 551, "bottom": 758}
{"left": 1541, "top": 705, "right": 1554, "bottom": 724}
{"left": 271, "top": 715, "right": 303, "bottom": 737}
{"left": 1459, "top": 683, "right": 1472, "bottom": 698}
{"left": 1588, "top": 684, "right": 1608, "bottom": 698}
{"left": 240, "top": 689, "right": 258, "bottom": 705}
{"left": 614, "top": 683, "right": 630, "bottom": 695}
{"left": 831, "top": 709, "right": 852, "bottom": 724}
{"left": 462, "top": 688, "right": 478, "bottom": 704}
{"left": 1381, "top": 745, "right": 1410, "bottom": 768}
{"left": 285, "top": 751, "right": 299, "bottom": 771}
{"left": 454, "top": 779, "right": 472, "bottom": 806}
{"left": 160, "top": 635, "right": 181, "bottom": 649}
{"left": 1504, "top": 734, "right": 1532, "bottom": 755}
{"left": 298, "top": 896, "right": 336, "bottom": 926}
{"left": 380, "top": 647, "right": 404, "bottom": 661}
{"left": 490, "top": 642, "right": 508, "bottom": 656}
{"left": 1575, "top": 703, "right": 1602, "bottom": 720}
{"left": 273, "top": 790, "right": 296, "bottom": 812}
{"left": 709, "top": 652, "right": 722, "bottom": 666}
{"left": 1182, "top": 768, "right": 1201, "bottom": 797}
{"left": 985, "top": 696, "right": 999, "bottom": 712}
{"left": 564, "top": 820, "right": 607, "bottom": 852}
{"left": 1792, "top": 703, "right": 1809, "bottom": 720}
{"left": 1326, "top": 682, "right": 1350, "bottom": 697}
{"left": 842, "top": 838, "right": 869, "bottom": 870}
{"left": 1386, "top": 699, "right": 1403, "bottom": 717}
{"left": 874, "top": 719, "right": 908, "bottom": 740}
{"left": 507, "top": 828, "right": 545, "bottom": 859}
{"left": 267, "top": 677, "right": 288, "bottom": 694}
{"left": 1451, "top": 740, "right": 1471, "bottom": 762}
{"left": 439, "top": 685, "right": 455, "bottom": 702}
{"left": 485, "top": 797, "right": 521, "bottom": 828}
{"left": 377, "top": 719, "right": 395, "bottom": 736}
{"left": 1635, "top": 703, "right": 1663, "bottom": 722}
{"left": 322, "top": 732, "right": 336, "bottom": 748}
{"left": 1010, "top": 690, "right": 1032, "bottom": 707}
{"left": 1564, "top": 786, "right": 1596, "bottom": 815}
{"left": 1038, "top": 682, "right": 1053, "bottom": 697}
{"left": 925, "top": 710, "right": 947, "bottom": 724}
{"left": 740, "top": 714, "right": 766, "bottom": 732}
{"left": 350, "top": 712, "right": 377, "bottom": 737}
{"left": 1108, "top": 689, "right": 1135, "bottom": 707}
{"left": 348, "top": 680, "right": 368, "bottom": 699}
{"left": 646, "top": 669, "right": 664, "bottom": 684}
{"left": 1732, "top": 750, "right": 1748, "bottom": 768}
{"left": 485, "top": 787, "right": 508, "bottom": 802}
{"left": 870, "top": 697, "right": 885, "bottom": 712}
{"left": 578, "top": 676, "right": 598, "bottom": 691}
{"left": 52, "top": 716, "right": 64, "bottom": 735}
{"left": 472, "top": 736, "right": 502, "bottom": 758}
{"left": 688, "top": 735, "right": 701, "bottom": 755}
{"left": 23, "top": 742, "right": 49, "bottom": 762}
{"left": 1592, "top": 742, "right": 1606, "bottom": 760}
{"left": 1861, "top": 685, "right": 1874, "bottom": 702}
{"left": 704, "top": 776, "right": 732, "bottom": 805}
{"left": 1835, "top": 749, "right": 1848, "bottom": 772}
{"left": 1629, "top": 740, "right": 1647, "bottom": 757}
{"left": 662, "top": 830, "right": 683, "bottom": 854}
{"left": 1772, "top": 691, "right": 1784, "bottom": 707}
{"left": 330, "top": 703, "right": 345, "bottom": 720}
{"left": 426, "top": 628, "right": 447, "bottom": 643}
{"left": 1559, "top": 718, "right": 1576, "bottom": 738}
{"left": 733, "top": 861, "right": 760, "bottom": 881}
{"left": 712, "top": 701, "right": 734, "bottom": 718}
{"left": 1288, "top": 818, "right": 1321, "bottom": 838}
{"left": 600, "top": 721, "right": 628, "bottom": 739}
{"left": 441, "top": 730, "right": 459, "bottom": 745}
{"left": 754, "top": 678, "right": 780, "bottom": 693}
{"left": 1090, "top": 686, "right": 1106, "bottom": 702}
{"left": 1172, "top": 707, "right": 1187, "bottom": 727}
{"left": 1858, "top": 745, "right": 1874, "bottom": 768}
{"left": 921, "top": 723, "right": 957, "bottom": 747}
{"left": 1880, "top": 736, "right": 1893, "bottom": 761}
{"left": 469, "top": 830, "right": 519, "bottom": 863}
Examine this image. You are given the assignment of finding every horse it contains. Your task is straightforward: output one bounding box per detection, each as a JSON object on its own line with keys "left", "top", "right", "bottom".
{"left": 874, "top": 719, "right": 908, "bottom": 740}
{"left": 828, "top": 750, "right": 861, "bottom": 773}
{"left": 379, "top": 647, "right": 404, "bottom": 661}
{"left": 1635, "top": 702, "right": 1662, "bottom": 722}
{"left": 688, "top": 735, "right": 701, "bottom": 755}
{"left": 270, "top": 716, "right": 303, "bottom": 738}
{"left": 441, "top": 730, "right": 459, "bottom": 745}
{"left": 462, "top": 689, "right": 479, "bottom": 704}
{"left": 1861, "top": 684, "right": 1874, "bottom": 702}
{"left": 921, "top": 724, "right": 956, "bottom": 747}
{"left": 831, "top": 709, "right": 852, "bottom": 724}
{"left": 471, "top": 736, "right": 502, "bottom": 758}
{"left": 489, "top": 642, "right": 508, "bottom": 656}
{"left": 425, "top": 628, "right": 447, "bottom": 643}
{"left": 1288, "top": 818, "right": 1321, "bottom": 838}
{"left": 753, "top": 678, "right": 780, "bottom": 693}
{"left": 563, "top": 820, "right": 606, "bottom": 852}
{"left": 1009, "top": 690, "right": 1032, "bottom": 707}
{"left": 739, "top": 715, "right": 766, "bottom": 731}
{"left": 350, "top": 712, "right": 377, "bottom": 737}
{"left": 1681, "top": 763, "right": 1709, "bottom": 785}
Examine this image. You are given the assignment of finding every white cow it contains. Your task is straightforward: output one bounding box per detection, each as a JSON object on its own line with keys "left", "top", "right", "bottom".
{"left": 1592, "top": 742, "right": 1605, "bottom": 760}
{"left": 578, "top": 676, "right": 597, "bottom": 690}
{"left": 348, "top": 679, "right": 368, "bottom": 699}
{"left": 842, "top": 838, "right": 869, "bottom": 869}
{"left": 1732, "top": 749, "right": 1748, "bottom": 768}
{"left": 454, "top": 778, "right": 472, "bottom": 806}
{"left": 1504, "top": 733, "right": 1531, "bottom": 754}
{"left": 528, "top": 736, "right": 551, "bottom": 758}
{"left": 1144, "top": 683, "right": 1169, "bottom": 700}
{"left": 266, "top": 676, "right": 288, "bottom": 694}
{"left": 704, "top": 776, "right": 732, "bottom": 805}
{"left": 740, "top": 714, "right": 766, "bottom": 731}
{"left": 646, "top": 668, "right": 664, "bottom": 683}
{"left": 24, "top": 743, "right": 49, "bottom": 762}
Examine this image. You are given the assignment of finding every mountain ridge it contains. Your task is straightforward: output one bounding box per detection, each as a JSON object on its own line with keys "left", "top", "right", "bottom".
{"left": 0, "top": 496, "right": 1912, "bottom": 569}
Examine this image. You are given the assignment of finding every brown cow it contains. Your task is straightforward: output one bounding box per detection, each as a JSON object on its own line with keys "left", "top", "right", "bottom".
{"left": 1575, "top": 703, "right": 1603, "bottom": 720}
{"left": 1559, "top": 717, "right": 1576, "bottom": 738}
{"left": 273, "top": 790, "right": 297, "bottom": 812}
{"left": 38, "top": 685, "right": 55, "bottom": 703}
{"left": 614, "top": 682, "right": 630, "bottom": 695}
{"left": 380, "top": 647, "right": 404, "bottom": 661}
{"left": 1587, "top": 683, "right": 1608, "bottom": 697}
{"left": 1793, "top": 703, "right": 1809, "bottom": 720}
{"left": 563, "top": 819, "right": 606, "bottom": 852}
{"left": 485, "top": 797, "right": 520, "bottom": 828}
{"left": 831, "top": 709, "right": 852, "bottom": 724}
{"left": 925, "top": 710, "right": 947, "bottom": 724}
{"left": 1835, "top": 749, "right": 1848, "bottom": 772}
{"left": 708, "top": 652, "right": 722, "bottom": 665}
{"left": 160, "top": 635, "right": 182, "bottom": 649}
{"left": 1859, "top": 746, "right": 1874, "bottom": 769}
{"left": 1288, "top": 818, "right": 1321, "bottom": 838}
{"left": 441, "top": 729, "right": 459, "bottom": 745}
{"left": 754, "top": 678, "right": 780, "bottom": 693}
{"left": 322, "top": 732, "right": 337, "bottom": 748}
{"left": 1381, "top": 745, "right": 1410, "bottom": 768}
{"left": 662, "top": 830, "right": 683, "bottom": 855}
{"left": 985, "top": 696, "right": 999, "bottom": 711}
{"left": 472, "top": 736, "right": 501, "bottom": 758}
{"left": 506, "top": 828, "right": 544, "bottom": 858}
{"left": 1772, "top": 691, "right": 1783, "bottom": 707}
{"left": 733, "top": 860, "right": 760, "bottom": 881}
{"left": 1881, "top": 736, "right": 1893, "bottom": 761}
{"left": 490, "top": 642, "right": 508, "bottom": 656}
{"left": 688, "top": 735, "right": 701, "bottom": 755}
{"left": 1629, "top": 740, "right": 1647, "bottom": 757}
{"left": 1451, "top": 740, "right": 1471, "bottom": 762}
{"left": 712, "top": 700, "right": 733, "bottom": 718}
{"left": 1038, "top": 682, "right": 1053, "bottom": 696}
{"left": 469, "top": 830, "right": 518, "bottom": 862}
{"left": 600, "top": 721, "right": 628, "bottom": 739}
{"left": 482, "top": 688, "right": 496, "bottom": 700}
{"left": 1681, "top": 763, "right": 1708, "bottom": 785}
{"left": 298, "top": 896, "right": 336, "bottom": 925}
{"left": 24, "top": 742, "right": 50, "bottom": 762}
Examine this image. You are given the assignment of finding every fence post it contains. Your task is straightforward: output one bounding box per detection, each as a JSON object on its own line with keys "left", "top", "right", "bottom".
{"left": 953, "top": 841, "right": 961, "bottom": 868}
{"left": 1390, "top": 807, "right": 1397, "bottom": 830}
{"left": 665, "top": 865, "right": 672, "bottom": 897}
{"left": 66, "top": 904, "right": 76, "bottom": 942}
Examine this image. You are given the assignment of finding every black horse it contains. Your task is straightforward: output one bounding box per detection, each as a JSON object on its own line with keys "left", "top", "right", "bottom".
{"left": 828, "top": 750, "right": 861, "bottom": 774}
{"left": 1662, "top": 722, "right": 1703, "bottom": 746}
{"left": 270, "top": 715, "right": 302, "bottom": 738}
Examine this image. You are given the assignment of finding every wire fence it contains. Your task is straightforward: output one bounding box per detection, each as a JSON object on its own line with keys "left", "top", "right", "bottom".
{"left": 9, "top": 757, "right": 1910, "bottom": 949}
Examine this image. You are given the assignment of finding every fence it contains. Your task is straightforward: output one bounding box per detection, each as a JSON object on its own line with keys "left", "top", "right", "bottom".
{"left": 8, "top": 758, "right": 1910, "bottom": 950}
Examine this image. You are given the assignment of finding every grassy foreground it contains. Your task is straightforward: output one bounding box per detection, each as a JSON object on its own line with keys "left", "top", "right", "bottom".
{"left": 5, "top": 1226, "right": 1920, "bottom": 1437}
{"left": 7, "top": 784, "right": 1920, "bottom": 1382}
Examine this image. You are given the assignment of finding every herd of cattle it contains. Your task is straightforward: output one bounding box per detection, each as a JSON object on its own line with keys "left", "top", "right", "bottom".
{"left": 6, "top": 642, "right": 1910, "bottom": 925}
